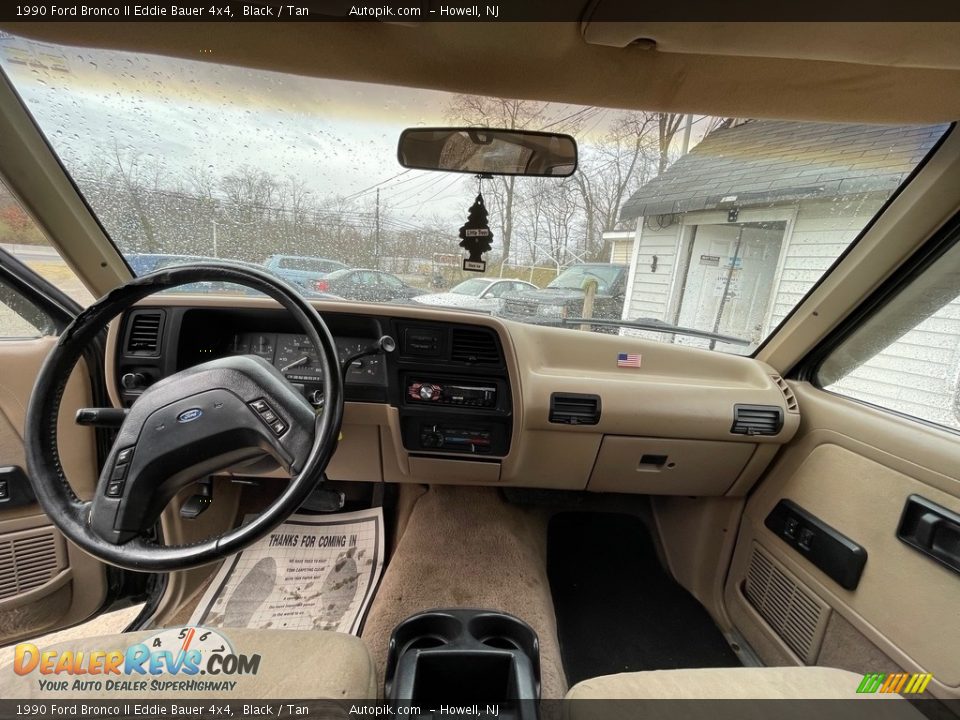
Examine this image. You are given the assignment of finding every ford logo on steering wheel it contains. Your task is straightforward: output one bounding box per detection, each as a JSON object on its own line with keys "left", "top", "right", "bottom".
{"left": 177, "top": 408, "right": 203, "bottom": 423}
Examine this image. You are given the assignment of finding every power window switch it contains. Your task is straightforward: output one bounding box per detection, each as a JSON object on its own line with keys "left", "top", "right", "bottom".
{"left": 784, "top": 517, "right": 800, "bottom": 539}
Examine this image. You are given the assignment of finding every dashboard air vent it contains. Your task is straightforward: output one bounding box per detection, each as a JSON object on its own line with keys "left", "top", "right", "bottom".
{"left": 549, "top": 393, "right": 601, "bottom": 426}
{"left": 450, "top": 328, "right": 501, "bottom": 365}
{"left": 771, "top": 375, "right": 799, "bottom": 413}
{"left": 732, "top": 404, "right": 783, "bottom": 436}
{"left": 125, "top": 310, "right": 164, "bottom": 356}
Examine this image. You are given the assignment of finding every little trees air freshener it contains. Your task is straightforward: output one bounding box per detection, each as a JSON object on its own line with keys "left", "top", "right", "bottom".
{"left": 458, "top": 192, "right": 493, "bottom": 273}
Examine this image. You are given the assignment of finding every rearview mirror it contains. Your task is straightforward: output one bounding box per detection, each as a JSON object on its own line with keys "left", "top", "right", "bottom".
{"left": 397, "top": 127, "right": 577, "bottom": 177}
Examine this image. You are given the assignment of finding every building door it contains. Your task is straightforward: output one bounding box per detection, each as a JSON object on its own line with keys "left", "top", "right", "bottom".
{"left": 675, "top": 221, "right": 785, "bottom": 348}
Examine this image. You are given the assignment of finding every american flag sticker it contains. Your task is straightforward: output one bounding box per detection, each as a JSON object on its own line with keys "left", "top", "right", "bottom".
{"left": 617, "top": 352, "right": 642, "bottom": 368}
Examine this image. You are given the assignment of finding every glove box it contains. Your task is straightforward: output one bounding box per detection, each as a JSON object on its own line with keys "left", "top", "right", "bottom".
{"left": 586, "top": 435, "right": 756, "bottom": 495}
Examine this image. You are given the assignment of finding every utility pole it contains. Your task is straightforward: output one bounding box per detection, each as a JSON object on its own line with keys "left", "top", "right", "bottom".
{"left": 374, "top": 188, "right": 381, "bottom": 269}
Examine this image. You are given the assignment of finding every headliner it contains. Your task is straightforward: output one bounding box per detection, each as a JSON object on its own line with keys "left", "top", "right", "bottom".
{"left": 3, "top": 20, "right": 960, "bottom": 124}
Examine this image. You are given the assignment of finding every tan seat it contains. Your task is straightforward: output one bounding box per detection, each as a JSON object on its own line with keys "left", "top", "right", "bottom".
{"left": 564, "top": 667, "right": 929, "bottom": 720}
{"left": 566, "top": 666, "right": 876, "bottom": 699}
{"left": 0, "top": 628, "right": 377, "bottom": 699}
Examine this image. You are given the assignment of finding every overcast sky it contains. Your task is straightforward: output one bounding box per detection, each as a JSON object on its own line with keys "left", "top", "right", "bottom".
{"left": 0, "top": 30, "right": 710, "bottom": 230}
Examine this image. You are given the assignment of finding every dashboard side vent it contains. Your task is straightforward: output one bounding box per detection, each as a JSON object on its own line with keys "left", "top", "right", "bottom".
{"left": 125, "top": 310, "right": 164, "bottom": 356}
{"left": 450, "top": 328, "right": 501, "bottom": 365}
{"left": 732, "top": 404, "right": 783, "bottom": 436}
{"left": 744, "top": 546, "right": 825, "bottom": 663}
{"left": 772, "top": 375, "right": 799, "bottom": 413}
{"left": 0, "top": 529, "right": 63, "bottom": 600}
{"left": 549, "top": 393, "right": 601, "bottom": 426}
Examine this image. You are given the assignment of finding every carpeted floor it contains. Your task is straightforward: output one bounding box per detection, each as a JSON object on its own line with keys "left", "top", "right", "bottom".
{"left": 547, "top": 511, "right": 740, "bottom": 686}
{"left": 360, "top": 485, "right": 568, "bottom": 699}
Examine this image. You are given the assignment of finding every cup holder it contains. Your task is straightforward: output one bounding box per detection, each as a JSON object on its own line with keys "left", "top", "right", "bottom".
{"left": 468, "top": 614, "right": 538, "bottom": 659}
{"left": 391, "top": 612, "right": 463, "bottom": 656}
{"left": 404, "top": 635, "right": 448, "bottom": 651}
{"left": 481, "top": 636, "right": 520, "bottom": 650}
{"left": 384, "top": 608, "right": 541, "bottom": 713}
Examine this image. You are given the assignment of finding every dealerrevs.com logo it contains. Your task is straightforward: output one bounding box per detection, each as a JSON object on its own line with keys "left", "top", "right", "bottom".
{"left": 12, "top": 627, "right": 261, "bottom": 693}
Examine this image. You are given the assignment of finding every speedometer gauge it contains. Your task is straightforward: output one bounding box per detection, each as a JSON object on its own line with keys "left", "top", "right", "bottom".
{"left": 275, "top": 334, "right": 322, "bottom": 379}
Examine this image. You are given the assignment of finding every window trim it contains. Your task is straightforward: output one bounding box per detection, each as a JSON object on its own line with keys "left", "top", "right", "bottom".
{"left": 0, "top": 245, "right": 79, "bottom": 333}
{"left": 791, "top": 207, "right": 960, "bottom": 434}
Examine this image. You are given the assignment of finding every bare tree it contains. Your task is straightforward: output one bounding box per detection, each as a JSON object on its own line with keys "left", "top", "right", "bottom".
{"left": 540, "top": 179, "right": 580, "bottom": 268}
{"left": 112, "top": 144, "right": 169, "bottom": 252}
{"left": 657, "top": 113, "right": 686, "bottom": 174}
{"left": 573, "top": 111, "right": 661, "bottom": 259}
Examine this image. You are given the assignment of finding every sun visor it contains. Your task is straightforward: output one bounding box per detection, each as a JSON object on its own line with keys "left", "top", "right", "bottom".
{"left": 580, "top": 20, "right": 960, "bottom": 70}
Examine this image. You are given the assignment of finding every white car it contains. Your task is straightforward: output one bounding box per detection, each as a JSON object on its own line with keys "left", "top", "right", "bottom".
{"left": 413, "top": 278, "right": 538, "bottom": 314}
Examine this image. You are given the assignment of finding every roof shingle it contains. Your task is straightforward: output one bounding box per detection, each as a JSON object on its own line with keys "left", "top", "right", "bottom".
{"left": 619, "top": 120, "right": 948, "bottom": 221}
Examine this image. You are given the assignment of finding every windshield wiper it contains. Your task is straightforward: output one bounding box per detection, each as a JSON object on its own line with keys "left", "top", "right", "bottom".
{"left": 557, "top": 317, "right": 752, "bottom": 348}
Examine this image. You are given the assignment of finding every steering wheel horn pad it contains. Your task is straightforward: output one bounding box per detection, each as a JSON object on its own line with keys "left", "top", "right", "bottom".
{"left": 24, "top": 263, "right": 344, "bottom": 572}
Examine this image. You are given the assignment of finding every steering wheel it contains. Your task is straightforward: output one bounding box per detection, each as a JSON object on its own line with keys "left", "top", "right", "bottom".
{"left": 24, "top": 263, "right": 344, "bottom": 572}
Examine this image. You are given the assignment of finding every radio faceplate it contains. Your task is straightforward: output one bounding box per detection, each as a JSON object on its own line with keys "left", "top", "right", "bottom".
{"left": 406, "top": 379, "right": 497, "bottom": 408}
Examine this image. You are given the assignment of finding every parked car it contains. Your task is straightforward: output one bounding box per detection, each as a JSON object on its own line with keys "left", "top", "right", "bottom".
{"left": 499, "top": 263, "right": 628, "bottom": 325}
{"left": 314, "top": 268, "right": 426, "bottom": 302}
{"left": 127, "top": 253, "right": 341, "bottom": 298}
{"left": 413, "top": 277, "right": 538, "bottom": 314}
{"left": 263, "top": 254, "right": 350, "bottom": 293}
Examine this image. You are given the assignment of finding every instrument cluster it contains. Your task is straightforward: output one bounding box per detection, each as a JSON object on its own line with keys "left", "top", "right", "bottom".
{"left": 225, "top": 332, "right": 387, "bottom": 385}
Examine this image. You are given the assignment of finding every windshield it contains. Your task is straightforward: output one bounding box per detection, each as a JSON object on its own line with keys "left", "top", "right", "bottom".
{"left": 0, "top": 33, "right": 948, "bottom": 355}
{"left": 451, "top": 279, "right": 492, "bottom": 295}
{"left": 548, "top": 266, "right": 622, "bottom": 294}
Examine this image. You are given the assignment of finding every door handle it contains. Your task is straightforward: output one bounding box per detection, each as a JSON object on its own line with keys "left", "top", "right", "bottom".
{"left": 898, "top": 495, "right": 960, "bottom": 576}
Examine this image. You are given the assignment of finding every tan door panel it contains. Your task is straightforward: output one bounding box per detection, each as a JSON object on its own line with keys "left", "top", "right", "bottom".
{"left": 0, "top": 336, "right": 109, "bottom": 646}
{"left": 726, "top": 382, "right": 960, "bottom": 699}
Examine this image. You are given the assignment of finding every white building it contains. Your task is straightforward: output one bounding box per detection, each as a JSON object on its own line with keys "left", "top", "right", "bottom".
{"left": 619, "top": 119, "right": 960, "bottom": 427}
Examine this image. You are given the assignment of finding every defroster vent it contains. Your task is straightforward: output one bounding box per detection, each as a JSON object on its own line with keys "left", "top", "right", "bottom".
{"left": 549, "top": 393, "right": 601, "bottom": 426}
{"left": 125, "top": 310, "right": 164, "bottom": 356}
{"left": 772, "top": 375, "right": 799, "bottom": 413}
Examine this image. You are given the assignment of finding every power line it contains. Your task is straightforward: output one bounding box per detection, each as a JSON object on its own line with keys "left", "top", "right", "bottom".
{"left": 381, "top": 172, "right": 452, "bottom": 205}
{"left": 400, "top": 175, "right": 465, "bottom": 213}
{"left": 340, "top": 168, "right": 412, "bottom": 201}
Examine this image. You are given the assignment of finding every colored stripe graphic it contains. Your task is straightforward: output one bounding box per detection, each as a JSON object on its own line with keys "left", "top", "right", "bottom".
{"left": 858, "top": 672, "right": 932, "bottom": 694}
{"left": 857, "top": 673, "right": 886, "bottom": 693}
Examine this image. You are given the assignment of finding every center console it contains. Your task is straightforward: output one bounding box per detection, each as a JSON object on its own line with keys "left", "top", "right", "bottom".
{"left": 392, "top": 322, "right": 513, "bottom": 458}
{"left": 385, "top": 609, "right": 540, "bottom": 720}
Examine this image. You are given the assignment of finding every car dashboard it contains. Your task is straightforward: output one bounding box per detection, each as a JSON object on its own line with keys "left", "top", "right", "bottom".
{"left": 106, "top": 296, "right": 799, "bottom": 495}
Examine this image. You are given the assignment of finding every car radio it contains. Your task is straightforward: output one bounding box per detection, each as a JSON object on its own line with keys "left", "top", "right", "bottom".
{"left": 419, "top": 424, "right": 493, "bottom": 453}
{"left": 406, "top": 380, "right": 497, "bottom": 408}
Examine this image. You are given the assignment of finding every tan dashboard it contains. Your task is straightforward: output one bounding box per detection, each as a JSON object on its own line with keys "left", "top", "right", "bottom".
{"left": 105, "top": 295, "right": 799, "bottom": 498}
